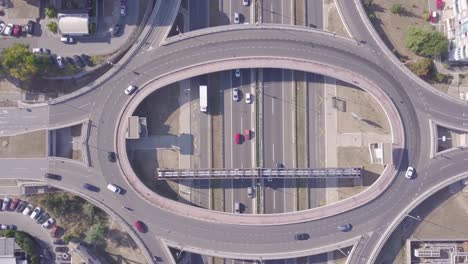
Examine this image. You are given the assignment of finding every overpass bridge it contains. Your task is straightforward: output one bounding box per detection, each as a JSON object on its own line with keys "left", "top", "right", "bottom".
{"left": 156, "top": 167, "right": 362, "bottom": 180}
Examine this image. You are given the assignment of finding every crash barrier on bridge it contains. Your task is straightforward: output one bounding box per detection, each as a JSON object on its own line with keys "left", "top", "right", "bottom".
{"left": 157, "top": 167, "right": 361, "bottom": 180}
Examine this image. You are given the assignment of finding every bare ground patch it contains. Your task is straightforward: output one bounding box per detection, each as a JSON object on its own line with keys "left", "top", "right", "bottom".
{"left": 327, "top": 1, "right": 349, "bottom": 36}
{"left": 337, "top": 146, "right": 384, "bottom": 187}
{"left": 0, "top": 130, "right": 46, "bottom": 158}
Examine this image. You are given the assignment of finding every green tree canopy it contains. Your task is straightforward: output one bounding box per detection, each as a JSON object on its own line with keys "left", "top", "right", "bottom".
{"left": 44, "top": 7, "right": 57, "bottom": 18}
{"left": 84, "top": 223, "right": 106, "bottom": 245}
{"left": 409, "top": 58, "right": 433, "bottom": 77}
{"left": 406, "top": 26, "right": 449, "bottom": 57}
{"left": 0, "top": 44, "right": 45, "bottom": 81}
{"left": 391, "top": 4, "right": 403, "bottom": 15}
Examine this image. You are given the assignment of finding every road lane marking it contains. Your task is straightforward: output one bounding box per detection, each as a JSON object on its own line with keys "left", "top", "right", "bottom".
{"left": 272, "top": 143, "right": 275, "bottom": 161}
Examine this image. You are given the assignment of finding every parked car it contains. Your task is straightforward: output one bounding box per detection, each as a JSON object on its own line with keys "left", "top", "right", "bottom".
{"left": 22, "top": 204, "right": 33, "bottom": 215}
{"left": 124, "top": 85, "right": 137, "bottom": 95}
{"left": 1, "top": 198, "right": 10, "bottom": 211}
{"left": 234, "top": 69, "right": 241, "bottom": 77}
{"left": 3, "top": 24, "right": 13, "bottom": 36}
{"left": 233, "top": 13, "right": 240, "bottom": 24}
{"left": 0, "top": 224, "right": 11, "bottom": 230}
{"left": 430, "top": 11, "right": 437, "bottom": 23}
{"left": 45, "top": 173, "right": 62, "bottom": 181}
{"left": 134, "top": 221, "right": 146, "bottom": 233}
{"left": 73, "top": 55, "right": 85, "bottom": 68}
{"left": 234, "top": 133, "right": 242, "bottom": 144}
{"left": 436, "top": 0, "right": 443, "bottom": 10}
{"left": 245, "top": 93, "right": 252, "bottom": 104}
{"left": 244, "top": 129, "right": 251, "bottom": 140}
{"left": 12, "top": 25, "right": 22, "bottom": 37}
{"left": 8, "top": 198, "right": 19, "bottom": 211}
{"left": 405, "top": 166, "right": 414, "bottom": 179}
{"left": 53, "top": 238, "right": 65, "bottom": 245}
{"left": 247, "top": 186, "right": 254, "bottom": 198}
{"left": 32, "top": 48, "right": 51, "bottom": 55}
{"left": 37, "top": 212, "right": 50, "bottom": 224}
{"left": 60, "top": 36, "right": 74, "bottom": 44}
{"left": 16, "top": 201, "right": 27, "bottom": 213}
{"left": 338, "top": 223, "right": 353, "bottom": 232}
{"left": 232, "top": 88, "right": 239, "bottom": 101}
{"left": 30, "top": 207, "right": 42, "bottom": 219}
{"left": 65, "top": 57, "right": 75, "bottom": 66}
{"left": 276, "top": 162, "right": 284, "bottom": 168}
{"left": 42, "top": 218, "right": 55, "bottom": 228}
{"left": 26, "top": 20, "right": 35, "bottom": 35}
{"left": 83, "top": 183, "right": 99, "bottom": 192}
{"left": 243, "top": 0, "right": 249, "bottom": 6}
{"left": 111, "top": 24, "right": 122, "bottom": 36}
{"left": 80, "top": 54, "right": 91, "bottom": 66}
{"left": 107, "top": 152, "right": 116, "bottom": 162}
{"left": 0, "top": 22, "right": 5, "bottom": 35}
{"left": 56, "top": 56, "right": 65, "bottom": 68}
{"left": 54, "top": 246, "right": 68, "bottom": 253}
{"left": 120, "top": 5, "right": 127, "bottom": 16}
{"left": 106, "top": 184, "right": 122, "bottom": 194}
{"left": 294, "top": 233, "right": 310, "bottom": 240}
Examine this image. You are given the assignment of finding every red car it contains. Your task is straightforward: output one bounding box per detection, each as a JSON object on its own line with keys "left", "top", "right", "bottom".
{"left": 134, "top": 221, "right": 146, "bottom": 233}
{"left": 234, "top": 133, "right": 242, "bottom": 144}
{"left": 244, "top": 129, "right": 251, "bottom": 140}
{"left": 436, "top": 0, "right": 443, "bottom": 10}
{"left": 430, "top": 11, "right": 437, "bottom": 23}
{"left": 8, "top": 198, "right": 19, "bottom": 211}
{"left": 12, "top": 25, "right": 22, "bottom": 37}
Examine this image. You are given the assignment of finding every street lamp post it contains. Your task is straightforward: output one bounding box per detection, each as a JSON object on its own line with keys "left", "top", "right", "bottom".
{"left": 405, "top": 213, "right": 421, "bottom": 221}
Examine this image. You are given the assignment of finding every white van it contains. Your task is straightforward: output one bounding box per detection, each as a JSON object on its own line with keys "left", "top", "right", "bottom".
{"left": 107, "top": 184, "right": 122, "bottom": 194}
{"left": 234, "top": 202, "right": 241, "bottom": 214}
{"left": 247, "top": 187, "right": 254, "bottom": 198}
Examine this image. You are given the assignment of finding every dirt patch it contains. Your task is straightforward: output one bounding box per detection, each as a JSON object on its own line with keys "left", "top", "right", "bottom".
{"left": 6, "top": 0, "right": 39, "bottom": 19}
{"left": 337, "top": 146, "right": 383, "bottom": 187}
{"left": 134, "top": 83, "right": 180, "bottom": 135}
{"left": 336, "top": 81, "right": 391, "bottom": 134}
{"left": 368, "top": 0, "right": 428, "bottom": 61}
{"left": 157, "top": 148, "right": 179, "bottom": 169}
{"left": 129, "top": 149, "right": 179, "bottom": 200}
{"left": 0, "top": 130, "right": 46, "bottom": 158}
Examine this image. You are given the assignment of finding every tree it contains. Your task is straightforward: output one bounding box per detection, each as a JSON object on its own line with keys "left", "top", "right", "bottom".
{"left": 82, "top": 203, "right": 96, "bottom": 221}
{"left": 44, "top": 7, "right": 57, "bottom": 18}
{"left": 409, "top": 58, "right": 433, "bottom": 77}
{"left": 391, "top": 4, "right": 403, "bottom": 15}
{"left": 84, "top": 223, "right": 106, "bottom": 245}
{"left": 406, "top": 26, "right": 449, "bottom": 57}
{"left": 47, "top": 22, "right": 58, "bottom": 34}
{"left": 0, "top": 44, "right": 43, "bottom": 81}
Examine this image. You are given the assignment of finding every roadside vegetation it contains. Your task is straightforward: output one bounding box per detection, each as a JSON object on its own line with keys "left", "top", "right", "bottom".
{"left": 0, "top": 230, "right": 40, "bottom": 264}
{"left": 0, "top": 44, "right": 51, "bottom": 81}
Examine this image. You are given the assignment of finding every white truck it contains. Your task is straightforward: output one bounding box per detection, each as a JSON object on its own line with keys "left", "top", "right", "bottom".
{"left": 199, "top": 85, "right": 208, "bottom": 112}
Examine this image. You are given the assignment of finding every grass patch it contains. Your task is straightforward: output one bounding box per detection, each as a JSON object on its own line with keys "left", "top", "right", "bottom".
{"left": 90, "top": 54, "right": 111, "bottom": 66}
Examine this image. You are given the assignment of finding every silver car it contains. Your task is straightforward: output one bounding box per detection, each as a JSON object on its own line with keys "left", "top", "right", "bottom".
{"left": 232, "top": 88, "right": 239, "bottom": 101}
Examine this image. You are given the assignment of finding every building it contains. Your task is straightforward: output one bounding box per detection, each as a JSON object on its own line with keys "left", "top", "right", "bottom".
{"left": 126, "top": 116, "right": 148, "bottom": 139}
{"left": 446, "top": 0, "right": 468, "bottom": 61}
{"left": 0, "top": 237, "right": 26, "bottom": 264}
{"left": 68, "top": 242, "right": 101, "bottom": 264}
{"left": 57, "top": 12, "right": 89, "bottom": 36}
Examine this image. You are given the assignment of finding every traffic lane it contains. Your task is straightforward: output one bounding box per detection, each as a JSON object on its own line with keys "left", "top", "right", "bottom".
{"left": 282, "top": 70, "right": 296, "bottom": 213}
{"left": 225, "top": 179, "right": 234, "bottom": 213}
{"left": 0, "top": 106, "right": 49, "bottom": 135}
{"left": 191, "top": 180, "right": 210, "bottom": 209}
{"left": 230, "top": 0, "right": 251, "bottom": 24}
{"left": 308, "top": 253, "right": 327, "bottom": 263}
{"left": 188, "top": 0, "right": 209, "bottom": 30}
{"left": 262, "top": 0, "right": 283, "bottom": 24}
{"left": 233, "top": 179, "right": 254, "bottom": 214}
{"left": 231, "top": 69, "right": 250, "bottom": 168}
{"left": 0, "top": 158, "right": 48, "bottom": 179}
{"left": 236, "top": 69, "right": 253, "bottom": 168}
{"left": 224, "top": 70, "right": 234, "bottom": 169}
{"left": 264, "top": 179, "right": 284, "bottom": 214}
{"left": 306, "top": 0, "right": 324, "bottom": 29}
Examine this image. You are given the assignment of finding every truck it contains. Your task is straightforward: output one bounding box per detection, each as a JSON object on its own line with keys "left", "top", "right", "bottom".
{"left": 199, "top": 85, "right": 207, "bottom": 112}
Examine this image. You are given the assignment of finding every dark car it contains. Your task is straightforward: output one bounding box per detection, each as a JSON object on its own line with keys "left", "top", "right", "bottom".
{"left": 294, "top": 233, "right": 310, "bottom": 240}
{"left": 82, "top": 183, "right": 99, "bottom": 192}
{"left": 107, "top": 152, "right": 116, "bottom": 162}
{"left": 37, "top": 212, "right": 50, "bottom": 224}
{"left": 276, "top": 163, "right": 283, "bottom": 168}
{"left": 338, "top": 223, "right": 352, "bottom": 232}
{"left": 45, "top": 173, "right": 62, "bottom": 181}
{"left": 54, "top": 246, "right": 68, "bottom": 253}
{"left": 73, "top": 55, "right": 85, "bottom": 68}
{"left": 80, "top": 54, "right": 91, "bottom": 66}
{"left": 111, "top": 24, "right": 122, "bottom": 36}
{"left": 15, "top": 201, "right": 27, "bottom": 212}
{"left": 53, "top": 238, "right": 65, "bottom": 245}
{"left": 134, "top": 221, "right": 146, "bottom": 233}
{"left": 66, "top": 57, "right": 75, "bottom": 66}
{"left": 8, "top": 198, "right": 19, "bottom": 211}
{"left": 26, "top": 20, "right": 35, "bottom": 35}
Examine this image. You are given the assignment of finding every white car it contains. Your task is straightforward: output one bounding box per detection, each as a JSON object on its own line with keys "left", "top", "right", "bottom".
{"left": 106, "top": 184, "right": 122, "bottom": 194}
{"left": 42, "top": 218, "right": 55, "bottom": 228}
{"left": 56, "top": 56, "right": 65, "bottom": 68}
{"left": 120, "top": 5, "right": 127, "bottom": 16}
{"left": 124, "top": 85, "right": 137, "bottom": 95}
{"left": 243, "top": 0, "right": 249, "bottom": 6}
{"left": 60, "top": 36, "right": 74, "bottom": 44}
{"left": 3, "top": 24, "right": 13, "bottom": 36}
{"left": 30, "top": 207, "right": 42, "bottom": 219}
{"left": 232, "top": 88, "right": 239, "bottom": 101}
{"left": 1, "top": 198, "right": 10, "bottom": 211}
{"left": 234, "top": 69, "right": 241, "bottom": 78}
{"left": 22, "top": 204, "right": 33, "bottom": 215}
{"left": 234, "top": 13, "right": 240, "bottom": 24}
{"left": 405, "top": 166, "right": 414, "bottom": 179}
{"left": 245, "top": 93, "right": 252, "bottom": 104}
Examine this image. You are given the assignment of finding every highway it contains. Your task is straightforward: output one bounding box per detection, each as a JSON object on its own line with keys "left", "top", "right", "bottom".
{"left": 2, "top": 0, "right": 468, "bottom": 263}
